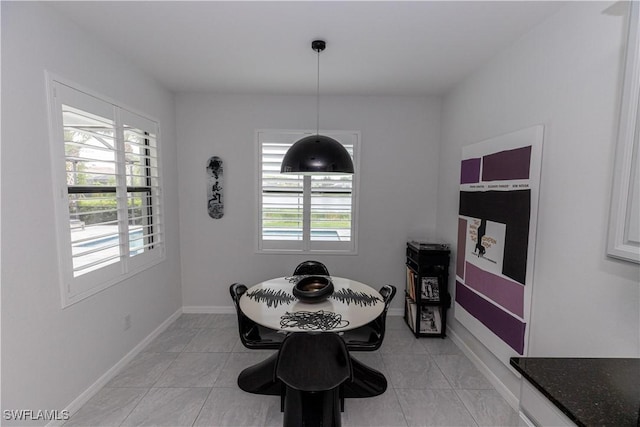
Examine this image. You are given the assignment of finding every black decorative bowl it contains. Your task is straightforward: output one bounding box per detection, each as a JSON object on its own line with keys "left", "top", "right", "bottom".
{"left": 293, "top": 276, "right": 334, "bottom": 303}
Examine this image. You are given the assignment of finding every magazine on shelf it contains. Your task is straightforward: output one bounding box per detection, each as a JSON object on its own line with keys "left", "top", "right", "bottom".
{"left": 405, "top": 266, "right": 416, "bottom": 300}
{"left": 406, "top": 297, "right": 417, "bottom": 332}
{"left": 419, "top": 306, "right": 442, "bottom": 334}
{"left": 420, "top": 276, "right": 440, "bottom": 301}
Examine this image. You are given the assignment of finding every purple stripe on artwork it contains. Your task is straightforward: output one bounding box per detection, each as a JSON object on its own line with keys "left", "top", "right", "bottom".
{"left": 456, "top": 281, "right": 526, "bottom": 354}
{"left": 465, "top": 262, "right": 524, "bottom": 317}
{"left": 482, "top": 146, "right": 532, "bottom": 182}
{"left": 457, "top": 218, "right": 467, "bottom": 279}
{"left": 460, "top": 158, "right": 481, "bottom": 184}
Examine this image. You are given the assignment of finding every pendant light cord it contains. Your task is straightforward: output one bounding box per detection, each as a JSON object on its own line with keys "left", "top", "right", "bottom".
{"left": 316, "top": 47, "right": 320, "bottom": 135}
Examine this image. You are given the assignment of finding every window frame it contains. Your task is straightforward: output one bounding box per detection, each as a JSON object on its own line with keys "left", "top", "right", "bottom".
{"left": 255, "top": 129, "right": 360, "bottom": 255}
{"left": 47, "top": 74, "right": 165, "bottom": 307}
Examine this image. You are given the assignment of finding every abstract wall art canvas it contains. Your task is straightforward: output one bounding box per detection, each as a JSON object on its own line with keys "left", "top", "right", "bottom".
{"left": 455, "top": 126, "right": 543, "bottom": 367}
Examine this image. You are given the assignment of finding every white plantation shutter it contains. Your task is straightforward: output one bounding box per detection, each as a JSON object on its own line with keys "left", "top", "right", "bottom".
{"left": 257, "top": 130, "right": 358, "bottom": 253}
{"left": 261, "top": 141, "right": 304, "bottom": 241}
{"left": 121, "top": 110, "right": 164, "bottom": 271}
{"left": 63, "top": 105, "right": 121, "bottom": 277}
{"left": 50, "top": 79, "right": 165, "bottom": 306}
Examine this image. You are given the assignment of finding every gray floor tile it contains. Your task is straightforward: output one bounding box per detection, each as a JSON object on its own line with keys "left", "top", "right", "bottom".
{"left": 263, "top": 399, "right": 285, "bottom": 427}
{"left": 106, "top": 352, "right": 177, "bottom": 388}
{"left": 183, "top": 327, "right": 239, "bottom": 352}
{"left": 382, "top": 353, "right": 451, "bottom": 389}
{"left": 231, "top": 337, "right": 253, "bottom": 353}
{"left": 420, "top": 336, "right": 463, "bottom": 356}
{"left": 154, "top": 352, "right": 229, "bottom": 387}
{"left": 121, "top": 387, "right": 210, "bottom": 427}
{"left": 70, "top": 316, "right": 517, "bottom": 427}
{"left": 386, "top": 315, "right": 409, "bottom": 330}
{"left": 208, "top": 313, "right": 238, "bottom": 328}
{"left": 379, "top": 327, "right": 429, "bottom": 354}
{"left": 143, "top": 327, "right": 200, "bottom": 353}
{"left": 63, "top": 387, "right": 148, "bottom": 427}
{"left": 456, "top": 389, "right": 519, "bottom": 427}
{"left": 194, "top": 387, "right": 276, "bottom": 427}
{"left": 396, "top": 389, "right": 478, "bottom": 427}
{"left": 169, "top": 313, "right": 215, "bottom": 329}
{"left": 342, "top": 390, "right": 409, "bottom": 427}
{"left": 432, "top": 354, "right": 493, "bottom": 390}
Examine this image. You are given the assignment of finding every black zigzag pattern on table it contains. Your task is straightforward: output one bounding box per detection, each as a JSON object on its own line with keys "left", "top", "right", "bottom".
{"left": 245, "top": 288, "right": 295, "bottom": 308}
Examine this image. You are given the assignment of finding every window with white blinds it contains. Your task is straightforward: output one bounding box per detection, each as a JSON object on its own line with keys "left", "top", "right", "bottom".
{"left": 257, "top": 130, "right": 359, "bottom": 253}
{"left": 49, "top": 78, "right": 164, "bottom": 306}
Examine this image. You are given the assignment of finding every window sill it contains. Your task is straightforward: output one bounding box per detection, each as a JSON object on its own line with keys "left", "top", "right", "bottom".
{"left": 61, "top": 254, "right": 165, "bottom": 308}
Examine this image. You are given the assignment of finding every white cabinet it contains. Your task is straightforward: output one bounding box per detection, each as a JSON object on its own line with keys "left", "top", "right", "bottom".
{"left": 518, "top": 380, "right": 575, "bottom": 427}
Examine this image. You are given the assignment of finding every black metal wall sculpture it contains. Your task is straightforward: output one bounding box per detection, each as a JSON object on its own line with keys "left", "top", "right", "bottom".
{"left": 206, "top": 156, "right": 224, "bottom": 219}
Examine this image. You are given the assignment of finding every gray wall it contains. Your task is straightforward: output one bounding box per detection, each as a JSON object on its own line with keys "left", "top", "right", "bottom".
{"left": 3, "top": 0, "right": 639, "bottom": 421}
{"left": 175, "top": 94, "right": 441, "bottom": 311}
{"left": 438, "top": 1, "right": 640, "bottom": 403}
{"left": 1, "top": 2, "right": 182, "bottom": 422}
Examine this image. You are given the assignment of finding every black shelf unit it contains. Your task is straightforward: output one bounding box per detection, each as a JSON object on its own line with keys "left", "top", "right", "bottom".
{"left": 404, "top": 242, "right": 451, "bottom": 338}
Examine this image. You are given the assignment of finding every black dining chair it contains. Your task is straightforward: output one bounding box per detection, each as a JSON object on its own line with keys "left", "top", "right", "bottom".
{"left": 275, "top": 332, "right": 353, "bottom": 427}
{"left": 229, "top": 283, "right": 286, "bottom": 350}
{"left": 293, "top": 260, "right": 330, "bottom": 276}
{"left": 341, "top": 284, "right": 397, "bottom": 352}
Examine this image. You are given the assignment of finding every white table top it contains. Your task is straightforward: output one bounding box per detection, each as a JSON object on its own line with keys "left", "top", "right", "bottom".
{"left": 239, "top": 276, "right": 384, "bottom": 332}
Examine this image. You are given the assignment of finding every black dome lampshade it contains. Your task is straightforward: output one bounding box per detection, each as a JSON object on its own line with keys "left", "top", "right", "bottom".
{"left": 281, "top": 40, "right": 355, "bottom": 175}
{"left": 281, "top": 134, "right": 354, "bottom": 174}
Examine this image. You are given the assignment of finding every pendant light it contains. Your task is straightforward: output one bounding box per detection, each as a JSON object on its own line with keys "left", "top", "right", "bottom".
{"left": 281, "top": 40, "right": 354, "bottom": 175}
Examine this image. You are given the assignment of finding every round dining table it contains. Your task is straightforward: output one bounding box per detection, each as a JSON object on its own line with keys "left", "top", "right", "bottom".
{"left": 236, "top": 275, "right": 388, "bottom": 400}
{"left": 239, "top": 276, "right": 385, "bottom": 332}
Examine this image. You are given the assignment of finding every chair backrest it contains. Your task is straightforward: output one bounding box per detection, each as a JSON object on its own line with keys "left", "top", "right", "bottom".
{"left": 229, "top": 283, "right": 253, "bottom": 341}
{"left": 372, "top": 284, "right": 396, "bottom": 338}
{"left": 230, "top": 282, "right": 248, "bottom": 309}
{"left": 275, "top": 332, "right": 352, "bottom": 392}
{"left": 293, "top": 260, "right": 330, "bottom": 276}
{"left": 343, "top": 284, "right": 396, "bottom": 352}
{"left": 379, "top": 284, "right": 397, "bottom": 312}
{"left": 230, "top": 283, "right": 282, "bottom": 349}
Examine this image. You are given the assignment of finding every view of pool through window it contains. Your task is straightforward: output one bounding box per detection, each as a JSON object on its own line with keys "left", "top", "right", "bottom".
{"left": 71, "top": 227, "right": 146, "bottom": 275}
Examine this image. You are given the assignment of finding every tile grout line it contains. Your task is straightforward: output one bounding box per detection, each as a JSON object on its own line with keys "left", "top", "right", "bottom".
{"left": 117, "top": 387, "right": 153, "bottom": 427}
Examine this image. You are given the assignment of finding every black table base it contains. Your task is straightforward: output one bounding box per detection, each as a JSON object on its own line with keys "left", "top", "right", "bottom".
{"left": 237, "top": 353, "right": 388, "bottom": 399}
{"left": 237, "top": 352, "right": 282, "bottom": 396}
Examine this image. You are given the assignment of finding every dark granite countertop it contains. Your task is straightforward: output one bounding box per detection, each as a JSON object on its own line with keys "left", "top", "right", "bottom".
{"left": 510, "top": 357, "right": 640, "bottom": 427}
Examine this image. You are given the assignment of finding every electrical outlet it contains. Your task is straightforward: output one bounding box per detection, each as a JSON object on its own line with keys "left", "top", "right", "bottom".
{"left": 124, "top": 314, "right": 132, "bottom": 331}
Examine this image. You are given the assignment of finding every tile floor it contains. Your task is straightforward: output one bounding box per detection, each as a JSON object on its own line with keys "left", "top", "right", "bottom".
{"left": 63, "top": 314, "right": 519, "bottom": 427}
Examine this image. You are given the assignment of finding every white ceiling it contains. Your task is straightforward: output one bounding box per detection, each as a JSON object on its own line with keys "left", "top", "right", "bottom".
{"left": 48, "top": 1, "right": 565, "bottom": 96}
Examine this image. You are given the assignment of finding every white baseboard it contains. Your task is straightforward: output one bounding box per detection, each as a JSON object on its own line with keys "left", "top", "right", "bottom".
{"left": 182, "top": 305, "right": 235, "bottom": 314}
{"left": 448, "top": 328, "right": 519, "bottom": 411}
{"left": 519, "top": 410, "right": 536, "bottom": 427}
{"left": 48, "top": 308, "right": 183, "bottom": 427}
